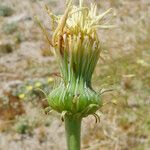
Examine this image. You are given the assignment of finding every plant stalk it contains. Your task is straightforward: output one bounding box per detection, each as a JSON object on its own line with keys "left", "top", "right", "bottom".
{"left": 65, "top": 116, "right": 82, "bottom": 150}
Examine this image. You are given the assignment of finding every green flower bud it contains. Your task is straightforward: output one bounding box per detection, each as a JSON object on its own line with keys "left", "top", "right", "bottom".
{"left": 38, "top": 0, "right": 114, "bottom": 118}
{"left": 48, "top": 33, "right": 102, "bottom": 117}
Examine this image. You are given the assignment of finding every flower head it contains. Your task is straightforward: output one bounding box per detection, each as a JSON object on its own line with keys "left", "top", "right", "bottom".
{"left": 37, "top": 0, "right": 114, "bottom": 117}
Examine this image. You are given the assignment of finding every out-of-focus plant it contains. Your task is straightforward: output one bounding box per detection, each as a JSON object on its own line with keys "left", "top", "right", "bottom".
{"left": 36, "top": 0, "right": 114, "bottom": 149}
{"left": 0, "top": 5, "right": 13, "bottom": 17}
{"left": 16, "top": 77, "right": 54, "bottom": 102}
{"left": 0, "top": 43, "right": 13, "bottom": 55}
{"left": 2, "top": 22, "right": 18, "bottom": 34}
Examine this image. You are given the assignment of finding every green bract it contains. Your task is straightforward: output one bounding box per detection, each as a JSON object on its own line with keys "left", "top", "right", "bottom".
{"left": 48, "top": 81, "right": 101, "bottom": 117}
{"left": 48, "top": 33, "right": 102, "bottom": 117}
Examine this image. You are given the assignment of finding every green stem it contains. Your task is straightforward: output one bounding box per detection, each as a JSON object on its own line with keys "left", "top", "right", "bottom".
{"left": 65, "top": 116, "right": 82, "bottom": 150}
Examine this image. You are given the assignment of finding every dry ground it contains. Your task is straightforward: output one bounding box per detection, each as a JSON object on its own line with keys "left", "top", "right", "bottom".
{"left": 0, "top": 0, "right": 150, "bottom": 150}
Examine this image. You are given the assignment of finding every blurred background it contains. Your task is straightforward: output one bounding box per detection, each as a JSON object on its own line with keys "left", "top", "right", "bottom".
{"left": 0, "top": 0, "right": 150, "bottom": 149}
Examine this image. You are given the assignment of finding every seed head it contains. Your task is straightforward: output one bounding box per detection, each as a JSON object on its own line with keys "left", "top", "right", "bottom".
{"left": 37, "top": 0, "right": 114, "bottom": 117}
